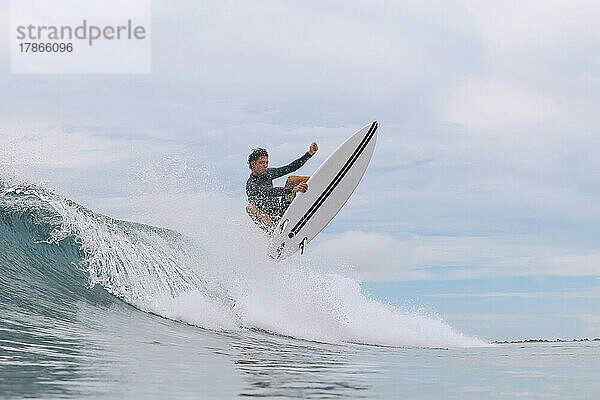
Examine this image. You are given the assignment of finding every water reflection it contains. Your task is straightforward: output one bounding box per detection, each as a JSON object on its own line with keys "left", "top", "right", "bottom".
{"left": 0, "top": 298, "right": 113, "bottom": 398}
{"left": 228, "top": 332, "right": 373, "bottom": 398}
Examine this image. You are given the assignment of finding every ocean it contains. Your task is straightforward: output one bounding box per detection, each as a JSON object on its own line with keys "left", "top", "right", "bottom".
{"left": 1, "top": 180, "right": 599, "bottom": 399}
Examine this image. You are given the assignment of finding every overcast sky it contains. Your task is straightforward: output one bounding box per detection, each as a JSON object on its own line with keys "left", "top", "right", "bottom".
{"left": 1, "top": 0, "right": 599, "bottom": 340}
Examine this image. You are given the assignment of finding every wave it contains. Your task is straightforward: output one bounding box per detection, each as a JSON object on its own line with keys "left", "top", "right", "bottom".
{"left": 0, "top": 179, "right": 487, "bottom": 348}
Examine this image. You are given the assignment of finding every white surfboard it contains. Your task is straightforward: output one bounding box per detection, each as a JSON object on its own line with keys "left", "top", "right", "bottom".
{"left": 268, "top": 121, "right": 378, "bottom": 260}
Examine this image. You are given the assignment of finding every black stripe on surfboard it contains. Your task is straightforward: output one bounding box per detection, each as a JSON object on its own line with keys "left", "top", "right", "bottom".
{"left": 288, "top": 121, "right": 378, "bottom": 239}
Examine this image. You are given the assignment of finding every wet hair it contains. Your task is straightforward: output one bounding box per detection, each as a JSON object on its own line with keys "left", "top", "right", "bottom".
{"left": 248, "top": 147, "right": 268, "bottom": 168}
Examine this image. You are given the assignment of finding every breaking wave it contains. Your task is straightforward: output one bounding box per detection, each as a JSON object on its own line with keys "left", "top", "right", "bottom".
{"left": 0, "top": 179, "right": 486, "bottom": 348}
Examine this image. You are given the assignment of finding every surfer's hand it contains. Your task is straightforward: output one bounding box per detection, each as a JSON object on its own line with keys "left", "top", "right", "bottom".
{"left": 293, "top": 183, "right": 308, "bottom": 193}
{"left": 309, "top": 142, "right": 318, "bottom": 155}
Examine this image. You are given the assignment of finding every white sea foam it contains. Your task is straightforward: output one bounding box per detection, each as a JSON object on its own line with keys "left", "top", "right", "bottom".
{"left": 110, "top": 187, "right": 487, "bottom": 348}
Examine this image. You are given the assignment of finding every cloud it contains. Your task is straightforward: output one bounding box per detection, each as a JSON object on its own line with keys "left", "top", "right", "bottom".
{"left": 438, "top": 0, "right": 600, "bottom": 152}
{"left": 442, "top": 81, "right": 561, "bottom": 132}
{"left": 312, "top": 231, "right": 504, "bottom": 280}
{"left": 428, "top": 290, "right": 600, "bottom": 299}
{"left": 313, "top": 231, "right": 600, "bottom": 281}
{"left": 541, "top": 255, "right": 600, "bottom": 277}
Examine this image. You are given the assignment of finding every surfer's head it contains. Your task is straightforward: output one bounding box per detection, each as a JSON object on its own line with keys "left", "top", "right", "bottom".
{"left": 248, "top": 147, "right": 269, "bottom": 175}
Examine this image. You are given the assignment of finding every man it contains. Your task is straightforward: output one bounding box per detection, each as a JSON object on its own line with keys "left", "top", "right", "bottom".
{"left": 246, "top": 142, "right": 318, "bottom": 232}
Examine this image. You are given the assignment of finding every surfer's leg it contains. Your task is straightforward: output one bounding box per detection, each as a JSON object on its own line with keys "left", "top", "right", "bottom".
{"left": 284, "top": 176, "right": 309, "bottom": 200}
{"left": 246, "top": 203, "right": 276, "bottom": 231}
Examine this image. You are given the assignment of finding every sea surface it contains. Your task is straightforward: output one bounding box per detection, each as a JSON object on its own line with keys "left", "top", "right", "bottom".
{"left": 1, "top": 180, "right": 599, "bottom": 399}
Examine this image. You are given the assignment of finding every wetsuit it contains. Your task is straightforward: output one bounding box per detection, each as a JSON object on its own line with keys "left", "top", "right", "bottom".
{"left": 246, "top": 152, "right": 312, "bottom": 223}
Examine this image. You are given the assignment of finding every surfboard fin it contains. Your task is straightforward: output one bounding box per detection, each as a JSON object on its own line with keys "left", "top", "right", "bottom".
{"left": 279, "top": 219, "right": 289, "bottom": 234}
{"left": 299, "top": 237, "right": 308, "bottom": 255}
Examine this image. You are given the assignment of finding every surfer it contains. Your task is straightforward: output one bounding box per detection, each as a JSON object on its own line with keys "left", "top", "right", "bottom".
{"left": 246, "top": 143, "right": 318, "bottom": 232}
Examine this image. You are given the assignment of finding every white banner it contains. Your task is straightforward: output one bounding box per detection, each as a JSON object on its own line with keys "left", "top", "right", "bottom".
{"left": 10, "top": 0, "right": 151, "bottom": 73}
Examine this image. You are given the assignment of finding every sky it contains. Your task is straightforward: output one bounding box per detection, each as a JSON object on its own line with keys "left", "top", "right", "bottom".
{"left": 1, "top": 0, "right": 599, "bottom": 341}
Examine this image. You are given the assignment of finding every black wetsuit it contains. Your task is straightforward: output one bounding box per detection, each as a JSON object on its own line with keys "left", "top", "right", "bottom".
{"left": 246, "top": 152, "right": 312, "bottom": 223}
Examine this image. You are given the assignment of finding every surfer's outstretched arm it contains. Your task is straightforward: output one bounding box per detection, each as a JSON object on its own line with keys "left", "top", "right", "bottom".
{"left": 270, "top": 143, "right": 318, "bottom": 180}
{"left": 270, "top": 152, "right": 312, "bottom": 179}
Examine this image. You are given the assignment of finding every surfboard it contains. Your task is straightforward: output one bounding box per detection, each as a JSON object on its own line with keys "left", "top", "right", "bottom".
{"left": 268, "top": 121, "right": 378, "bottom": 260}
